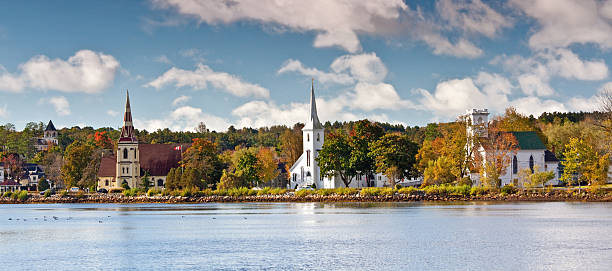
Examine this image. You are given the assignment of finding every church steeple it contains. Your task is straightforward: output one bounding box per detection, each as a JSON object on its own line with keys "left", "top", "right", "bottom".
{"left": 119, "top": 90, "right": 137, "bottom": 143}
{"left": 306, "top": 79, "right": 323, "bottom": 129}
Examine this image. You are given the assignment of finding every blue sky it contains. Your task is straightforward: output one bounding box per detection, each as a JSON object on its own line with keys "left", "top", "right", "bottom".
{"left": 1, "top": 0, "right": 611, "bottom": 132}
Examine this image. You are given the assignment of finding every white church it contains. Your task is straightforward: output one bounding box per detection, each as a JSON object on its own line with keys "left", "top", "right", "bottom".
{"left": 466, "top": 109, "right": 561, "bottom": 187}
{"left": 288, "top": 83, "right": 416, "bottom": 189}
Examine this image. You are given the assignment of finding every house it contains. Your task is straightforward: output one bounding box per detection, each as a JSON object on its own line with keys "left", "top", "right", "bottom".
{"left": 35, "top": 120, "right": 59, "bottom": 151}
{"left": 467, "top": 109, "right": 560, "bottom": 187}
{"left": 288, "top": 82, "right": 410, "bottom": 189}
{"left": 97, "top": 91, "right": 189, "bottom": 190}
{"left": 0, "top": 162, "right": 45, "bottom": 192}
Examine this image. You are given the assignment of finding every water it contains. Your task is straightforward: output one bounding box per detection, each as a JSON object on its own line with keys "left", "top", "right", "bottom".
{"left": 1, "top": 202, "right": 611, "bottom": 271}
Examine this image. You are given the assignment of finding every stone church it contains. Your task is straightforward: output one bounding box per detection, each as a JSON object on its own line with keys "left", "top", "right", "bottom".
{"left": 97, "top": 91, "right": 189, "bottom": 190}
{"left": 35, "top": 120, "right": 59, "bottom": 151}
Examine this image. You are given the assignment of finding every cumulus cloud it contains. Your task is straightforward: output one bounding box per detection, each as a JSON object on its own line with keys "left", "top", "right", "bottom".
{"left": 47, "top": 96, "right": 71, "bottom": 116}
{"left": 153, "top": 55, "right": 173, "bottom": 64}
{"left": 151, "top": 0, "right": 511, "bottom": 58}
{"left": 417, "top": 72, "right": 570, "bottom": 118}
{"left": 107, "top": 110, "right": 119, "bottom": 117}
{"left": 0, "top": 50, "right": 120, "bottom": 93}
{"left": 278, "top": 52, "right": 412, "bottom": 111}
{"left": 437, "top": 0, "right": 512, "bottom": 38}
{"left": 146, "top": 63, "right": 270, "bottom": 98}
{"left": 511, "top": 0, "right": 612, "bottom": 50}
{"left": 171, "top": 95, "right": 191, "bottom": 106}
{"left": 135, "top": 105, "right": 231, "bottom": 132}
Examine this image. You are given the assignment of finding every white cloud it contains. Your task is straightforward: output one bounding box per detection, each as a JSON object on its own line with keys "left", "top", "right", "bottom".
{"left": 0, "top": 104, "right": 7, "bottom": 118}
{"left": 135, "top": 105, "right": 231, "bottom": 132}
{"left": 107, "top": 110, "right": 119, "bottom": 117}
{"left": 151, "top": 0, "right": 408, "bottom": 53}
{"left": 330, "top": 53, "right": 388, "bottom": 83}
{"left": 171, "top": 95, "right": 191, "bottom": 106}
{"left": 419, "top": 34, "right": 483, "bottom": 59}
{"left": 511, "top": 0, "right": 612, "bottom": 50}
{"left": 0, "top": 50, "right": 120, "bottom": 93}
{"left": 349, "top": 82, "right": 413, "bottom": 111}
{"left": 517, "top": 74, "right": 554, "bottom": 96}
{"left": 153, "top": 55, "right": 173, "bottom": 64}
{"left": 278, "top": 59, "right": 354, "bottom": 85}
{"left": 511, "top": 96, "right": 567, "bottom": 116}
{"left": 146, "top": 63, "right": 270, "bottom": 98}
{"left": 47, "top": 96, "right": 71, "bottom": 116}
{"left": 437, "top": 0, "right": 511, "bottom": 38}
{"left": 542, "top": 49, "right": 609, "bottom": 80}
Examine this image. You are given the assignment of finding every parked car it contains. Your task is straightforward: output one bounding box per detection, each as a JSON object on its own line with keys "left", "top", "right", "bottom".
{"left": 97, "top": 188, "right": 108, "bottom": 194}
{"left": 39, "top": 188, "right": 56, "bottom": 195}
{"left": 296, "top": 186, "right": 315, "bottom": 191}
{"left": 69, "top": 187, "right": 80, "bottom": 192}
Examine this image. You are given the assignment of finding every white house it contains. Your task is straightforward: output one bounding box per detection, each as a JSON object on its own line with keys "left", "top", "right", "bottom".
{"left": 35, "top": 120, "right": 58, "bottom": 152}
{"left": 467, "top": 109, "right": 560, "bottom": 187}
{"left": 288, "top": 83, "right": 418, "bottom": 189}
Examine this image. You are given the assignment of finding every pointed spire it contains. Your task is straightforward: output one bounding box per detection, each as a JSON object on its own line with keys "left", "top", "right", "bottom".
{"left": 45, "top": 120, "right": 56, "bottom": 131}
{"left": 307, "top": 80, "right": 323, "bottom": 129}
{"left": 119, "top": 90, "right": 137, "bottom": 143}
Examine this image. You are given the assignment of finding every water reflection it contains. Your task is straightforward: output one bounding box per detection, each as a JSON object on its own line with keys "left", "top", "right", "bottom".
{"left": 1, "top": 202, "right": 612, "bottom": 270}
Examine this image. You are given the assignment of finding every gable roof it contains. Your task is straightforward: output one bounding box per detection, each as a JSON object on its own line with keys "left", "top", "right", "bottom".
{"left": 139, "top": 143, "right": 190, "bottom": 176}
{"left": 545, "top": 150, "right": 559, "bottom": 162}
{"left": 510, "top": 131, "right": 547, "bottom": 150}
{"left": 98, "top": 155, "right": 117, "bottom": 177}
{"left": 45, "top": 120, "right": 57, "bottom": 131}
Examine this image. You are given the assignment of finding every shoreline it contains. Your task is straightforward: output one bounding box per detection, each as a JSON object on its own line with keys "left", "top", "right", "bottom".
{"left": 2, "top": 192, "right": 612, "bottom": 204}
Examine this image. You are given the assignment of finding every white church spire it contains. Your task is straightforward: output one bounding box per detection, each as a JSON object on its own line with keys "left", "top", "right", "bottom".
{"left": 307, "top": 79, "right": 323, "bottom": 129}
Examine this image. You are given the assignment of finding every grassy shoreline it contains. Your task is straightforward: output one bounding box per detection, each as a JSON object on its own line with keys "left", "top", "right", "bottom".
{"left": 2, "top": 186, "right": 612, "bottom": 204}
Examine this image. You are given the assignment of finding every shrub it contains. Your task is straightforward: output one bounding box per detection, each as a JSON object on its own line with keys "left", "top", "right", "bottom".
{"left": 3, "top": 191, "right": 13, "bottom": 198}
{"left": 398, "top": 186, "right": 418, "bottom": 195}
{"left": 360, "top": 187, "right": 379, "bottom": 196}
{"left": 295, "top": 189, "right": 313, "bottom": 197}
{"left": 470, "top": 186, "right": 490, "bottom": 196}
{"left": 213, "top": 189, "right": 228, "bottom": 196}
{"left": 457, "top": 177, "right": 473, "bottom": 186}
{"left": 360, "top": 187, "right": 395, "bottom": 196}
{"left": 257, "top": 187, "right": 271, "bottom": 196}
{"left": 315, "top": 189, "right": 334, "bottom": 196}
{"left": 395, "top": 184, "right": 403, "bottom": 190}
{"left": 60, "top": 190, "right": 69, "bottom": 197}
{"left": 108, "top": 188, "right": 124, "bottom": 194}
{"left": 44, "top": 189, "right": 52, "bottom": 198}
{"left": 269, "top": 188, "right": 287, "bottom": 195}
{"left": 16, "top": 190, "right": 29, "bottom": 201}
{"left": 335, "top": 187, "right": 358, "bottom": 195}
{"left": 500, "top": 184, "right": 518, "bottom": 195}
{"left": 122, "top": 189, "right": 136, "bottom": 197}
{"left": 451, "top": 185, "right": 471, "bottom": 197}
{"left": 161, "top": 189, "right": 171, "bottom": 196}
{"left": 147, "top": 188, "right": 162, "bottom": 197}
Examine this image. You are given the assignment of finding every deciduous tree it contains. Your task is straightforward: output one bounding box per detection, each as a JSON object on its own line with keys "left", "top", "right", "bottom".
{"left": 369, "top": 133, "right": 419, "bottom": 187}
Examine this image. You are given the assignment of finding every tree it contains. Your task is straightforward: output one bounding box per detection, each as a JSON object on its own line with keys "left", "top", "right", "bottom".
{"left": 279, "top": 129, "right": 302, "bottom": 166}
{"left": 166, "top": 168, "right": 178, "bottom": 190}
{"left": 61, "top": 141, "right": 95, "bottom": 188}
{"left": 529, "top": 166, "right": 555, "bottom": 189}
{"left": 369, "top": 133, "right": 419, "bottom": 187}
{"left": 91, "top": 131, "right": 113, "bottom": 149}
{"left": 316, "top": 130, "right": 355, "bottom": 187}
{"left": 38, "top": 178, "right": 50, "bottom": 191}
{"left": 473, "top": 126, "right": 519, "bottom": 188}
{"left": 181, "top": 138, "right": 224, "bottom": 187}
{"left": 559, "top": 137, "right": 604, "bottom": 189}
{"left": 218, "top": 169, "right": 244, "bottom": 189}
{"left": 256, "top": 147, "right": 279, "bottom": 184}
{"left": 142, "top": 171, "right": 151, "bottom": 190}
{"left": 234, "top": 148, "right": 259, "bottom": 187}
{"left": 349, "top": 120, "right": 384, "bottom": 182}
{"left": 79, "top": 149, "right": 103, "bottom": 190}
{"left": 422, "top": 156, "right": 456, "bottom": 186}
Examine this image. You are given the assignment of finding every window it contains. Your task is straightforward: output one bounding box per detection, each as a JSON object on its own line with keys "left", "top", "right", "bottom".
{"left": 307, "top": 133, "right": 310, "bottom": 142}
{"left": 529, "top": 155, "right": 534, "bottom": 173}
{"left": 105, "top": 180, "right": 109, "bottom": 186}
{"left": 123, "top": 148, "right": 128, "bottom": 159}
{"left": 301, "top": 167, "right": 304, "bottom": 180}
{"left": 134, "top": 149, "right": 137, "bottom": 159}
{"left": 306, "top": 150, "right": 311, "bottom": 167}
{"left": 512, "top": 156, "right": 518, "bottom": 174}
{"left": 157, "top": 179, "right": 164, "bottom": 187}
{"left": 317, "top": 133, "right": 320, "bottom": 142}
{"left": 293, "top": 173, "right": 297, "bottom": 181}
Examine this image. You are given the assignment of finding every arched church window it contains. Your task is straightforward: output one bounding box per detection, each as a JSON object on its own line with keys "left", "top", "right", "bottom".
{"left": 157, "top": 179, "right": 163, "bottom": 187}
{"left": 512, "top": 156, "right": 518, "bottom": 174}
{"left": 306, "top": 150, "right": 311, "bottom": 167}
{"left": 123, "top": 148, "right": 128, "bottom": 159}
{"left": 307, "top": 133, "right": 310, "bottom": 142}
{"left": 529, "top": 155, "right": 534, "bottom": 173}
{"left": 306, "top": 171, "right": 311, "bottom": 177}
{"left": 317, "top": 133, "right": 320, "bottom": 141}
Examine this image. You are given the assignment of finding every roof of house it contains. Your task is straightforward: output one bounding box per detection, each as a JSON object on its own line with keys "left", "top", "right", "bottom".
{"left": 97, "top": 143, "right": 191, "bottom": 178}
{"left": 510, "top": 131, "right": 547, "bottom": 150}
{"left": 45, "top": 120, "right": 57, "bottom": 131}
{"left": 0, "top": 179, "right": 20, "bottom": 186}
{"left": 545, "top": 150, "right": 559, "bottom": 162}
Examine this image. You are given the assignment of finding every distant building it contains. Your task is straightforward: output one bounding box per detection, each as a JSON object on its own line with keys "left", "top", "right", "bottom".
{"left": 288, "top": 82, "right": 415, "bottom": 189}
{"left": 97, "top": 91, "right": 189, "bottom": 190}
{"left": 0, "top": 162, "right": 45, "bottom": 192}
{"left": 35, "top": 120, "right": 59, "bottom": 151}
{"left": 466, "top": 109, "right": 560, "bottom": 187}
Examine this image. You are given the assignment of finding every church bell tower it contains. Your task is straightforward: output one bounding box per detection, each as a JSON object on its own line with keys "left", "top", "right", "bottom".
{"left": 302, "top": 80, "right": 324, "bottom": 187}
{"left": 116, "top": 90, "right": 140, "bottom": 189}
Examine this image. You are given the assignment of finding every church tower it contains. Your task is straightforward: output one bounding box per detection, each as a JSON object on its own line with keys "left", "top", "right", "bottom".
{"left": 116, "top": 90, "right": 140, "bottom": 189}
{"left": 302, "top": 80, "right": 325, "bottom": 187}
{"left": 467, "top": 108, "right": 489, "bottom": 138}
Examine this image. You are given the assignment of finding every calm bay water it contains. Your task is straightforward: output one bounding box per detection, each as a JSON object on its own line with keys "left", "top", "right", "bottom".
{"left": 1, "top": 202, "right": 611, "bottom": 271}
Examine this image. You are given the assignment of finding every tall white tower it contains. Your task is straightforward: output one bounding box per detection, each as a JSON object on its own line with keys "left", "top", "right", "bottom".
{"left": 116, "top": 90, "right": 140, "bottom": 189}
{"left": 302, "top": 80, "right": 325, "bottom": 188}
{"left": 467, "top": 108, "right": 489, "bottom": 138}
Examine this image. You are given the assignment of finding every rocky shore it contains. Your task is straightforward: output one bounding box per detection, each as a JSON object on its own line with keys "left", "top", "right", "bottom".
{"left": 2, "top": 191, "right": 612, "bottom": 204}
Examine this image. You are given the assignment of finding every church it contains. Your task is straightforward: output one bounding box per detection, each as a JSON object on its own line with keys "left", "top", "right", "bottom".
{"left": 97, "top": 92, "right": 189, "bottom": 190}
{"left": 288, "top": 83, "right": 402, "bottom": 189}
{"left": 466, "top": 109, "right": 560, "bottom": 187}
{"left": 35, "top": 120, "right": 58, "bottom": 151}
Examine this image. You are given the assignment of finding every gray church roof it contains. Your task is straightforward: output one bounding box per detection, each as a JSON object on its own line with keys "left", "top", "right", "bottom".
{"left": 45, "top": 120, "right": 57, "bottom": 131}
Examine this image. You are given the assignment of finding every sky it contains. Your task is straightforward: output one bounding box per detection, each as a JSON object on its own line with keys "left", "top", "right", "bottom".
{"left": 1, "top": 0, "right": 611, "bottom": 132}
